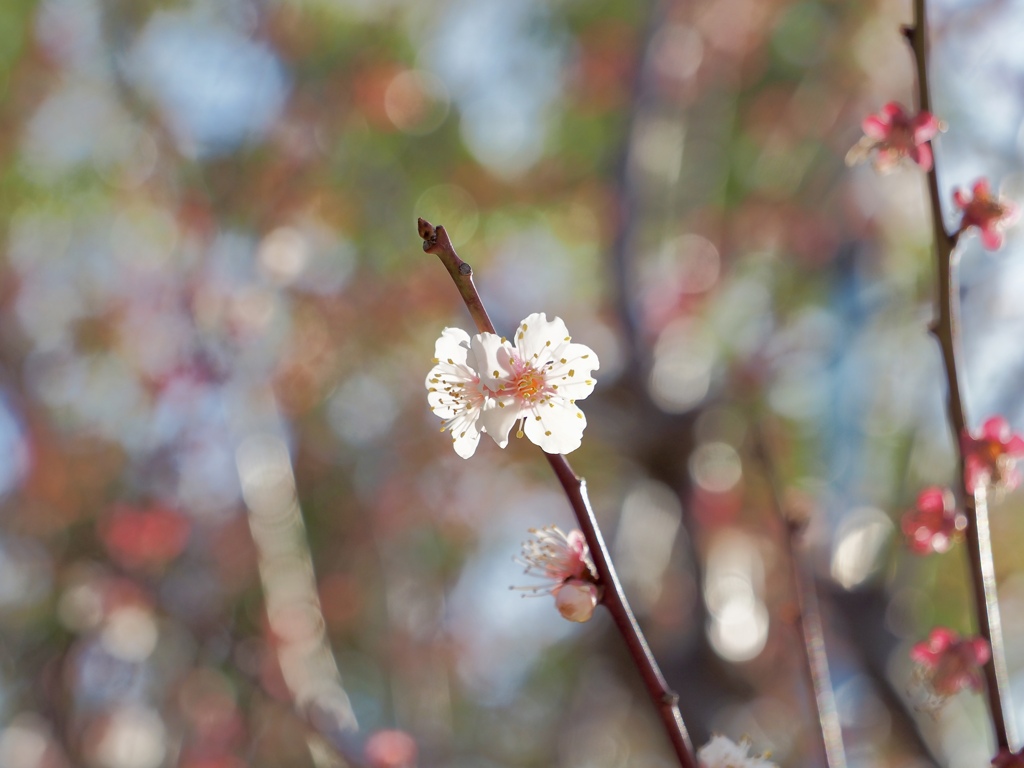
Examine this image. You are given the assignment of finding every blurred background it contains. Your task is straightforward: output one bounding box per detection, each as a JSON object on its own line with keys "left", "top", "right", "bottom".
{"left": 2, "top": 0, "right": 1024, "bottom": 766}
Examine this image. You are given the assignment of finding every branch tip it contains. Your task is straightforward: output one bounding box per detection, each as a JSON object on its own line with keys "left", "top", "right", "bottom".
{"left": 417, "top": 217, "right": 436, "bottom": 243}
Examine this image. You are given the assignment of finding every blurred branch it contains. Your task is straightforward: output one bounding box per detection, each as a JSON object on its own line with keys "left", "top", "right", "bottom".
{"left": 903, "top": 0, "right": 1015, "bottom": 751}
{"left": 751, "top": 422, "right": 847, "bottom": 768}
{"left": 418, "top": 217, "right": 698, "bottom": 768}
{"left": 607, "top": 0, "right": 665, "bottom": 368}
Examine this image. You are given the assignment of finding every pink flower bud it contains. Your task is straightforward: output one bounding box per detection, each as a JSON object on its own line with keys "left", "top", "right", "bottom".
{"left": 554, "top": 579, "right": 599, "bottom": 623}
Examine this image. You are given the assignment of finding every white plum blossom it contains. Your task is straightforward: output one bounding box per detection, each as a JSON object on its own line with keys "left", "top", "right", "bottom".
{"left": 425, "top": 327, "right": 496, "bottom": 459}
{"left": 476, "top": 312, "right": 599, "bottom": 455}
{"left": 425, "top": 314, "right": 599, "bottom": 457}
{"left": 697, "top": 735, "right": 778, "bottom": 768}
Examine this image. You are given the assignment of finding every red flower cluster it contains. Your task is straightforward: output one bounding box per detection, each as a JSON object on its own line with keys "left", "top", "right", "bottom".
{"left": 953, "top": 180, "right": 1021, "bottom": 250}
{"left": 901, "top": 486, "right": 965, "bottom": 555}
{"left": 846, "top": 102, "right": 940, "bottom": 172}
{"left": 962, "top": 416, "right": 1024, "bottom": 494}
{"left": 910, "top": 627, "right": 990, "bottom": 698}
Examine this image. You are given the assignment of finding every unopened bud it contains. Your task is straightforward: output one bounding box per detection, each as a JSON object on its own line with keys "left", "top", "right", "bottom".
{"left": 554, "top": 579, "right": 599, "bottom": 623}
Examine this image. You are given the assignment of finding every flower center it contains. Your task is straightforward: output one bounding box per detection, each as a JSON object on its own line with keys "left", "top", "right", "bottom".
{"left": 509, "top": 357, "right": 550, "bottom": 403}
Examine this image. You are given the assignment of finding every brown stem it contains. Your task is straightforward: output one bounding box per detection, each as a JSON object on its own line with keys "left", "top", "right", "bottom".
{"left": 419, "top": 218, "right": 698, "bottom": 768}
{"left": 903, "top": 1, "right": 1014, "bottom": 750}
{"left": 752, "top": 425, "right": 847, "bottom": 768}
{"left": 419, "top": 219, "right": 497, "bottom": 335}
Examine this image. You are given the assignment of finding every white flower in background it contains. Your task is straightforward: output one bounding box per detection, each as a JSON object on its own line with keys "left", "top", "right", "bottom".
{"left": 476, "top": 313, "right": 599, "bottom": 455}
{"left": 425, "top": 327, "right": 495, "bottom": 459}
{"left": 697, "top": 735, "right": 778, "bottom": 768}
{"left": 426, "top": 314, "right": 599, "bottom": 457}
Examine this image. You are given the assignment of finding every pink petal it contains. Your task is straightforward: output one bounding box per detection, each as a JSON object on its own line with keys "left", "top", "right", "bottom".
{"left": 981, "top": 226, "right": 1005, "bottom": 250}
{"left": 973, "top": 179, "right": 993, "bottom": 198}
{"left": 981, "top": 416, "right": 1009, "bottom": 441}
{"left": 953, "top": 189, "right": 971, "bottom": 209}
{"left": 881, "top": 101, "right": 906, "bottom": 119}
{"left": 862, "top": 114, "right": 891, "bottom": 139}
{"left": 927, "top": 627, "right": 959, "bottom": 651}
{"left": 971, "top": 638, "right": 992, "bottom": 665}
{"left": 916, "top": 486, "right": 948, "bottom": 514}
{"left": 911, "top": 111, "right": 940, "bottom": 140}
{"left": 1006, "top": 435, "right": 1024, "bottom": 455}
{"left": 910, "top": 143, "right": 933, "bottom": 171}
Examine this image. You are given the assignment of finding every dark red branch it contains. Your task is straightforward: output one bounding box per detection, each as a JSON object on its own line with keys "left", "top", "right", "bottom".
{"left": 903, "top": 1, "right": 1014, "bottom": 750}
{"left": 419, "top": 218, "right": 698, "bottom": 768}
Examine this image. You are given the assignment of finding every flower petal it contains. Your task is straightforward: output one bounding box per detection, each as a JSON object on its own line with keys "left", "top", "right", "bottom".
{"left": 515, "top": 312, "right": 571, "bottom": 366}
{"left": 523, "top": 400, "right": 587, "bottom": 454}
{"left": 981, "top": 226, "right": 1005, "bottom": 250}
{"left": 911, "top": 111, "right": 941, "bottom": 140}
{"left": 911, "top": 143, "right": 933, "bottom": 171}
{"left": 433, "top": 327, "right": 471, "bottom": 363}
{"left": 545, "top": 342, "right": 600, "bottom": 400}
{"left": 479, "top": 396, "right": 520, "bottom": 448}
{"left": 862, "top": 114, "right": 890, "bottom": 139}
{"left": 471, "top": 332, "right": 514, "bottom": 390}
{"left": 448, "top": 408, "right": 483, "bottom": 459}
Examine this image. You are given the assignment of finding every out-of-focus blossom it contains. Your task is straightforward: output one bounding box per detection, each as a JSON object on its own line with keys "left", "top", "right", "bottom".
{"left": 477, "top": 313, "right": 599, "bottom": 455}
{"left": 901, "top": 486, "right": 965, "bottom": 554}
{"left": 697, "top": 735, "right": 778, "bottom": 768}
{"left": 953, "top": 180, "right": 1021, "bottom": 250}
{"left": 910, "top": 627, "right": 990, "bottom": 699}
{"left": 962, "top": 416, "right": 1024, "bottom": 494}
{"left": 993, "top": 748, "right": 1024, "bottom": 767}
{"left": 425, "top": 327, "right": 496, "bottom": 459}
{"left": 553, "top": 580, "right": 600, "bottom": 623}
{"left": 427, "top": 314, "right": 599, "bottom": 457}
{"left": 100, "top": 504, "right": 190, "bottom": 571}
{"left": 364, "top": 729, "right": 417, "bottom": 768}
{"left": 845, "top": 102, "right": 941, "bottom": 173}
{"left": 514, "top": 526, "right": 600, "bottom": 622}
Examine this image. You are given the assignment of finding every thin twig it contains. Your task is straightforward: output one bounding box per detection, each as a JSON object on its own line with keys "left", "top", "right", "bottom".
{"left": 903, "top": 1, "right": 1014, "bottom": 750}
{"left": 751, "top": 423, "right": 847, "bottom": 768}
{"left": 419, "top": 217, "right": 698, "bottom": 768}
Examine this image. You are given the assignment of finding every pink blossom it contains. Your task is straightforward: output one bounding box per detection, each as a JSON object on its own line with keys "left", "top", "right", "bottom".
{"left": 514, "top": 526, "right": 601, "bottom": 622}
{"left": 961, "top": 416, "right": 1024, "bottom": 494}
{"left": 910, "top": 627, "right": 990, "bottom": 698}
{"left": 901, "top": 486, "right": 965, "bottom": 554}
{"left": 845, "top": 102, "right": 941, "bottom": 173}
{"left": 953, "top": 179, "right": 1021, "bottom": 250}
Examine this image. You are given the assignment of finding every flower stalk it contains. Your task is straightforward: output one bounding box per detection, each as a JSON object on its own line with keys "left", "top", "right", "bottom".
{"left": 418, "top": 217, "right": 698, "bottom": 768}
{"left": 903, "top": 0, "right": 1016, "bottom": 750}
